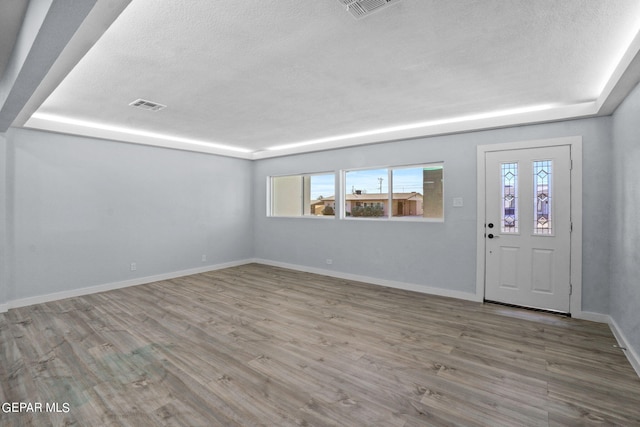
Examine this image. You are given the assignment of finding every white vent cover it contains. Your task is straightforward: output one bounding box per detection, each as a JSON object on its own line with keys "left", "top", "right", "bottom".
{"left": 129, "top": 98, "right": 166, "bottom": 112}
{"left": 338, "top": 0, "right": 400, "bottom": 19}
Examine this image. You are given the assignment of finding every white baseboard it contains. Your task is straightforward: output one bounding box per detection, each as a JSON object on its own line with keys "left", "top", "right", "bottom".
{"left": 572, "top": 310, "right": 610, "bottom": 323}
{"left": 608, "top": 316, "right": 640, "bottom": 379}
{"left": 0, "top": 303, "right": 7, "bottom": 314}
{"left": 6, "top": 259, "right": 254, "bottom": 311}
{"left": 253, "top": 258, "right": 480, "bottom": 302}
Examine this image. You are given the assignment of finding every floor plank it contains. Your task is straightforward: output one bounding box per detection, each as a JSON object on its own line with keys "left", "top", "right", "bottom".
{"left": 1, "top": 263, "right": 639, "bottom": 426}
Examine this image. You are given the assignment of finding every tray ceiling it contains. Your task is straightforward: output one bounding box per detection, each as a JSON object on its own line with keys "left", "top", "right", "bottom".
{"left": 9, "top": 0, "right": 640, "bottom": 159}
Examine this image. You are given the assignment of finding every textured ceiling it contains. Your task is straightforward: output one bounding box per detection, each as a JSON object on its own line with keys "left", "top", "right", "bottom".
{"left": 18, "top": 0, "right": 640, "bottom": 158}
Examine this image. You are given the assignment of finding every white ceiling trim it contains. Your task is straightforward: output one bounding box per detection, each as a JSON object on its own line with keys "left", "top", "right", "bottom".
{"left": 28, "top": 100, "right": 596, "bottom": 160}
{"left": 596, "top": 27, "right": 640, "bottom": 113}
{"left": 252, "top": 102, "right": 598, "bottom": 159}
{"left": 12, "top": 0, "right": 132, "bottom": 129}
{"left": 0, "top": 0, "right": 29, "bottom": 81}
{"left": 28, "top": 112, "right": 254, "bottom": 159}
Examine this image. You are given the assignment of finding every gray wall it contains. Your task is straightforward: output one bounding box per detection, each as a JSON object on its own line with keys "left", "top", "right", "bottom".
{"left": 5, "top": 128, "right": 253, "bottom": 301}
{"left": 254, "top": 116, "right": 612, "bottom": 314}
{"left": 611, "top": 81, "right": 640, "bottom": 357}
{"left": 0, "top": 114, "right": 620, "bottom": 318}
{"left": 0, "top": 133, "right": 7, "bottom": 306}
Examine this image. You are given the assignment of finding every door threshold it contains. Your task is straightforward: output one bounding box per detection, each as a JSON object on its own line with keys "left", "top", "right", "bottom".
{"left": 484, "top": 299, "right": 571, "bottom": 317}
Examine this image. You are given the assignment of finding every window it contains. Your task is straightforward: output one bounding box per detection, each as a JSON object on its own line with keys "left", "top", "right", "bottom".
{"left": 344, "top": 168, "right": 387, "bottom": 218}
{"left": 393, "top": 165, "right": 443, "bottom": 219}
{"left": 343, "top": 163, "right": 443, "bottom": 220}
{"left": 501, "top": 162, "right": 518, "bottom": 233}
{"left": 533, "top": 160, "right": 552, "bottom": 234}
{"left": 269, "top": 173, "right": 335, "bottom": 217}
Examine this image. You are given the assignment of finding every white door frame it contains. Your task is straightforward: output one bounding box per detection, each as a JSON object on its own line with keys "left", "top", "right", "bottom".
{"left": 476, "top": 136, "right": 583, "bottom": 315}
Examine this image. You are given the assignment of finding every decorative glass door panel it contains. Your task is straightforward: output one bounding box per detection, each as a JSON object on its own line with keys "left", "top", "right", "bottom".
{"left": 533, "top": 160, "right": 552, "bottom": 235}
{"left": 501, "top": 162, "right": 518, "bottom": 233}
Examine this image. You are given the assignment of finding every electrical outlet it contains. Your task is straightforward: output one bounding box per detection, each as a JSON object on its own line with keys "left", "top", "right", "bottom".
{"left": 453, "top": 197, "right": 464, "bottom": 207}
{"left": 202, "top": 254, "right": 207, "bottom": 262}
{"left": 326, "top": 259, "right": 333, "bottom": 265}
{"left": 130, "top": 262, "right": 137, "bottom": 271}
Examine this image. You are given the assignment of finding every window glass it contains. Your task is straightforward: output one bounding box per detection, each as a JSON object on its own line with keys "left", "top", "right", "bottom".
{"left": 344, "top": 168, "right": 388, "bottom": 217}
{"left": 309, "top": 174, "right": 336, "bottom": 216}
{"left": 343, "top": 163, "right": 443, "bottom": 220}
{"left": 501, "top": 162, "right": 518, "bottom": 233}
{"left": 533, "top": 160, "right": 552, "bottom": 234}
{"left": 392, "top": 165, "right": 443, "bottom": 219}
{"left": 270, "top": 173, "right": 335, "bottom": 217}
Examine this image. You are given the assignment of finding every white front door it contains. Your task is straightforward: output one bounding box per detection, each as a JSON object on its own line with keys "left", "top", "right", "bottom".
{"left": 484, "top": 145, "right": 572, "bottom": 312}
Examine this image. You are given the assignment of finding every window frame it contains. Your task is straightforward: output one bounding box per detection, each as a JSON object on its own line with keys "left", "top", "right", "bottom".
{"left": 340, "top": 162, "right": 444, "bottom": 222}
{"left": 267, "top": 171, "right": 337, "bottom": 218}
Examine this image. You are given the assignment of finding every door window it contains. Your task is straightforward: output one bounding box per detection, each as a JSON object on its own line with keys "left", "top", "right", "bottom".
{"left": 501, "top": 162, "right": 518, "bottom": 233}
{"left": 533, "top": 160, "right": 552, "bottom": 235}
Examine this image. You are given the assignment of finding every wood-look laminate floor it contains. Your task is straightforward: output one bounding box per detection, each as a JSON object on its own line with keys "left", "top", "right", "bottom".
{"left": 1, "top": 264, "right": 639, "bottom": 426}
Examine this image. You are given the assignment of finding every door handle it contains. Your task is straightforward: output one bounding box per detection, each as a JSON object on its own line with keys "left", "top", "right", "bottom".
{"left": 487, "top": 233, "right": 499, "bottom": 239}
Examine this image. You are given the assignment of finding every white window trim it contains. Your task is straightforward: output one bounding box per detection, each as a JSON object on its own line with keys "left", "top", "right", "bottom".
{"left": 340, "top": 162, "right": 444, "bottom": 222}
{"left": 267, "top": 171, "right": 337, "bottom": 218}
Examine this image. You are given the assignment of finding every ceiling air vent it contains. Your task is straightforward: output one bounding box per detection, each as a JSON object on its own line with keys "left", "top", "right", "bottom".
{"left": 338, "top": 0, "right": 400, "bottom": 19}
{"left": 129, "top": 98, "right": 166, "bottom": 112}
